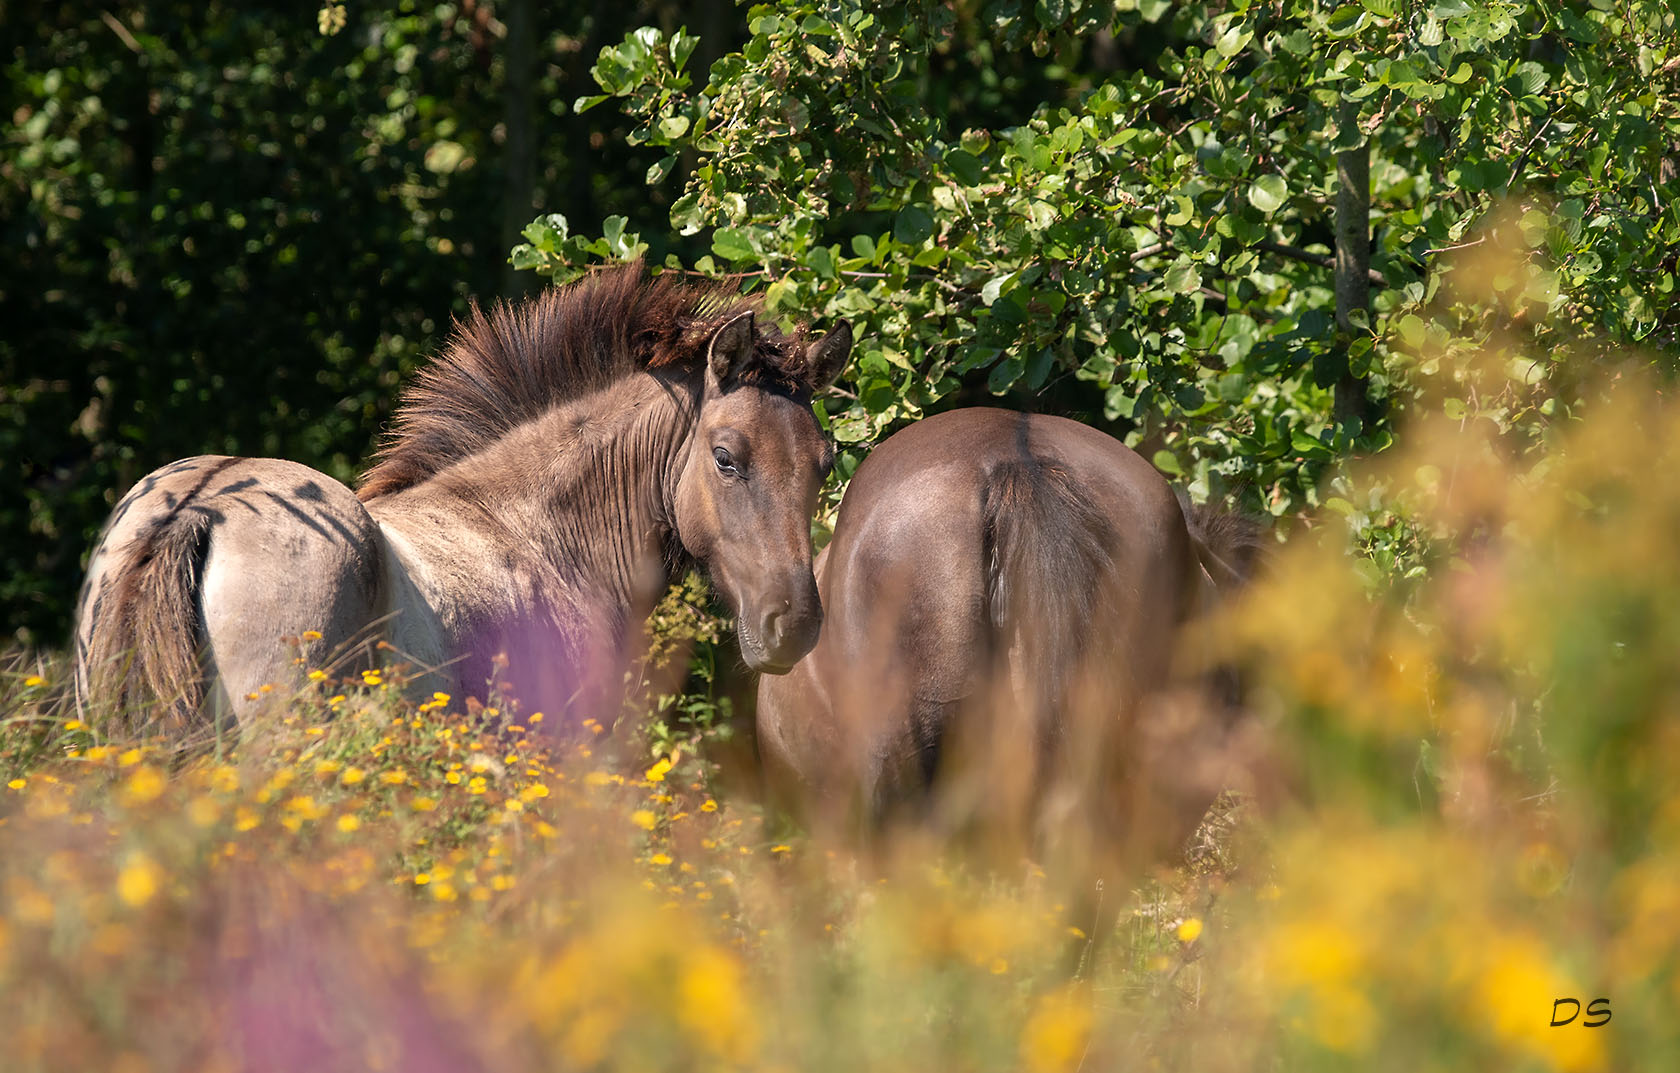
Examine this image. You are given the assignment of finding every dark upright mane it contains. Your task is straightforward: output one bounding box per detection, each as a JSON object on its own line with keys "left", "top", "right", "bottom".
{"left": 357, "top": 261, "right": 820, "bottom": 500}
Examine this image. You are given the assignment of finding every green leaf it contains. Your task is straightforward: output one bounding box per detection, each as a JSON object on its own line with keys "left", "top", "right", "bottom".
{"left": 1163, "top": 261, "right": 1201, "bottom": 295}
{"left": 893, "top": 205, "right": 935, "bottom": 246}
{"left": 711, "top": 227, "right": 756, "bottom": 262}
{"left": 945, "top": 148, "right": 984, "bottom": 186}
{"left": 1249, "top": 174, "right": 1288, "bottom": 215}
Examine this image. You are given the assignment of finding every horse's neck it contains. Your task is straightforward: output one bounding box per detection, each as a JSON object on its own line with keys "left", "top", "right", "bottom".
{"left": 367, "top": 372, "right": 697, "bottom": 646}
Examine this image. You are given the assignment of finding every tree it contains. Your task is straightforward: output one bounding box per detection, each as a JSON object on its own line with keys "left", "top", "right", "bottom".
{"left": 518, "top": 0, "right": 1680, "bottom": 534}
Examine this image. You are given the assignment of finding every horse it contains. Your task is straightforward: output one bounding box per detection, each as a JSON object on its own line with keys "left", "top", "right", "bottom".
{"left": 74, "top": 263, "right": 852, "bottom": 737}
{"left": 755, "top": 407, "right": 1262, "bottom": 864}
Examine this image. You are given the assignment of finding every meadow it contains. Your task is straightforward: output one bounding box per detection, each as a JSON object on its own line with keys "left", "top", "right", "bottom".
{"left": 5, "top": 364, "right": 1679, "bottom": 1073}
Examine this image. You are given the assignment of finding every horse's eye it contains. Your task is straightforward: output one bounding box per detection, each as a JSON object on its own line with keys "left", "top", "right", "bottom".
{"left": 712, "top": 446, "right": 736, "bottom": 474}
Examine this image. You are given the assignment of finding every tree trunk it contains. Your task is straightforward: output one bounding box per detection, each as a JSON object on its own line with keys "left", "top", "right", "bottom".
{"left": 500, "top": 0, "right": 536, "bottom": 297}
{"left": 1333, "top": 95, "right": 1373, "bottom": 427}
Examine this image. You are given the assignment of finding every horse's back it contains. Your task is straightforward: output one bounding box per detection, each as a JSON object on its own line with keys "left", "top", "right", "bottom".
{"left": 758, "top": 408, "right": 1196, "bottom": 827}
{"left": 76, "top": 455, "right": 386, "bottom": 729}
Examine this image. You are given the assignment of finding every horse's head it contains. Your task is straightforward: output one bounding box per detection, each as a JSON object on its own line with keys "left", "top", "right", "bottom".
{"left": 672, "top": 311, "right": 851, "bottom": 674}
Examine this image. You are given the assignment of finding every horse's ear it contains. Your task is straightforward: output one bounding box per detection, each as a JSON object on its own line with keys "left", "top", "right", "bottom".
{"left": 805, "top": 320, "right": 852, "bottom": 390}
{"left": 707, "top": 311, "right": 755, "bottom": 383}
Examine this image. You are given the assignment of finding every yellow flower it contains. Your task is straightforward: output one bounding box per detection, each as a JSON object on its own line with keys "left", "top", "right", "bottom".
{"left": 503, "top": 799, "right": 524, "bottom": 814}
{"left": 379, "top": 770, "right": 407, "bottom": 786}
{"left": 700, "top": 799, "right": 718, "bottom": 813}
{"left": 645, "top": 757, "right": 674, "bottom": 783}
{"left": 64, "top": 719, "right": 84, "bottom": 731}
{"left": 770, "top": 844, "right": 791, "bottom": 855}
{"left": 118, "top": 747, "right": 144, "bottom": 767}
{"left": 631, "top": 809, "right": 658, "bottom": 830}
{"left": 412, "top": 797, "right": 438, "bottom": 812}
{"left": 187, "top": 796, "right": 220, "bottom": 828}
{"left": 649, "top": 853, "right": 673, "bottom": 866}
{"left": 446, "top": 771, "right": 462, "bottom": 785}
{"left": 519, "top": 783, "right": 550, "bottom": 802}
{"left": 491, "top": 874, "right": 515, "bottom": 891}
{"left": 1020, "top": 985, "right": 1093, "bottom": 1073}
{"left": 337, "top": 814, "right": 361, "bottom": 833}
{"left": 123, "top": 765, "right": 167, "bottom": 805}
{"left": 413, "top": 873, "right": 431, "bottom": 886}
{"left": 116, "top": 853, "right": 161, "bottom": 908}
{"left": 468, "top": 776, "right": 488, "bottom": 795}
{"left": 1176, "top": 917, "right": 1204, "bottom": 943}
{"left": 234, "top": 806, "right": 259, "bottom": 832}
{"left": 431, "top": 882, "right": 458, "bottom": 902}
{"left": 5, "top": 778, "right": 23, "bottom": 791}
{"left": 341, "top": 767, "right": 366, "bottom": 786}
{"left": 23, "top": 675, "right": 45, "bottom": 688}
{"left": 307, "top": 669, "right": 327, "bottom": 682}
{"left": 527, "top": 711, "right": 543, "bottom": 723}
{"left": 432, "top": 691, "right": 451, "bottom": 704}
{"left": 361, "top": 670, "right": 383, "bottom": 686}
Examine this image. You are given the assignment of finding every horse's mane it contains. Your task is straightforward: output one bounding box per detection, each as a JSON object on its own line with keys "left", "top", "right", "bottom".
{"left": 357, "top": 262, "right": 818, "bottom": 501}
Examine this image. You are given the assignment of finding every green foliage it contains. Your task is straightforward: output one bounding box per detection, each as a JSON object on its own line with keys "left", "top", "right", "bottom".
{"left": 517, "top": 0, "right": 1678, "bottom": 536}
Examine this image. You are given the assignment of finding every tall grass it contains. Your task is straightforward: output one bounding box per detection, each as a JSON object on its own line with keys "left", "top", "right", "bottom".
{"left": 5, "top": 374, "right": 1679, "bottom": 1071}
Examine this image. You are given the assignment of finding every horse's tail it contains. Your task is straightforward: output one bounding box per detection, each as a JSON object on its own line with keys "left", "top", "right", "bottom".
{"left": 80, "top": 507, "right": 216, "bottom": 736}
{"left": 1178, "top": 494, "right": 1265, "bottom": 602}
{"left": 981, "top": 457, "right": 1118, "bottom": 729}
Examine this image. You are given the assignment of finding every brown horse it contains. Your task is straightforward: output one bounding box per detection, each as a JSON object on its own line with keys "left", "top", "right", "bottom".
{"left": 756, "top": 408, "right": 1261, "bottom": 860}
{"left": 75, "top": 264, "right": 851, "bottom": 736}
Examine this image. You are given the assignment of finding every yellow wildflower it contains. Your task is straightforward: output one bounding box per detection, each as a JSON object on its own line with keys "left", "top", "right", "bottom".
{"left": 503, "top": 799, "right": 524, "bottom": 814}
{"left": 1177, "top": 917, "right": 1204, "bottom": 943}
{"left": 1020, "top": 985, "right": 1093, "bottom": 1073}
{"left": 116, "top": 853, "right": 161, "bottom": 907}
{"left": 650, "top": 853, "right": 673, "bottom": 866}
{"left": 123, "top": 765, "right": 167, "bottom": 806}
{"left": 64, "top": 719, "right": 84, "bottom": 731}
{"left": 337, "top": 814, "right": 361, "bottom": 833}
{"left": 23, "top": 675, "right": 45, "bottom": 688}
{"left": 5, "top": 778, "right": 23, "bottom": 791}
{"left": 770, "top": 844, "right": 791, "bottom": 855}
{"left": 700, "top": 799, "right": 718, "bottom": 813}
{"left": 468, "top": 776, "right": 488, "bottom": 795}
{"left": 307, "top": 669, "right": 327, "bottom": 681}
{"left": 412, "top": 797, "right": 438, "bottom": 812}
{"left": 118, "top": 748, "right": 144, "bottom": 768}
{"left": 379, "top": 770, "right": 407, "bottom": 786}
{"left": 645, "top": 756, "right": 674, "bottom": 783}
{"left": 341, "top": 767, "right": 366, "bottom": 786}
{"left": 519, "top": 783, "right": 550, "bottom": 802}
{"left": 631, "top": 809, "right": 658, "bottom": 830}
{"left": 301, "top": 630, "right": 323, "bottom": 641}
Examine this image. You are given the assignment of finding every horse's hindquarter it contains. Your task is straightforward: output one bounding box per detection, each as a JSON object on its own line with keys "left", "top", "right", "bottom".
{"left": 190, "top": 459, "right": 389, "bottom": 704}
{"left": 75, "top": 456, "right": 391, "bottom": 724}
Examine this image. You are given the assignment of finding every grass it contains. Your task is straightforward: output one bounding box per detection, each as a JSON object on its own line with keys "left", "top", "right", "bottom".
{"left": 6, "top": 376, "right": 1680, "bottom": 1071}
